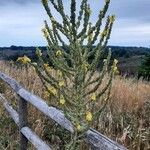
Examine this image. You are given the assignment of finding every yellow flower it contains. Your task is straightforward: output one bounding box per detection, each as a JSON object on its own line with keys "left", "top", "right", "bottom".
{"left": 83, "top": 63, "right": 90, "bottom": 72}
{"left": 112, "top": 59, "right": 119, "bottom": 74}
{"left": 41, "top": 28, "right": 49, "bottom": 38}
{"left": 100, "top": 29, "right": 107, "bottom": 37}
{"left": 110, "top": 15, "right": 115, "bottom": 23}
{"left": 47, "top": 87, "right": 57, "bottom": 96}
{"left": 41, "top": 28, "right": 48, "bottom": 38}
{"left": 44, "top": 63, "right": 49, "bottom": 67}
{"left": 113, "top": 66, "right": 118, "bottom": 72}
{"left": 17, "top": 57, "right": 22, "bottom": 62}
{"left": 56, "top": 50, "right": 62, "bottom": 57}
{"left": 59, "top": 81, "right": 65, "bottom": 87}
{"left": 57, "top": 70, "right": 63, "bottom": 78}
{"left": 59, "top": 95, "right": 65, "bottom": 105}
{"left": 44, "top": 32, "right": 49, "bottom": 38}
{"left": 112, "top": 66, "right": 119, "bottom": 74}
{"left": 44, "top": 63, "right": 51, "bottom": 72}
{"left": 51, "top": 88, "right": 57, "bottom": 95}
{"left": 17, "top": 56, "right": 31, "bottom": 64}
{"left": 76, "top": 124, "right": 81, "bottom": 131}
{"left": 86, "top": 111, "right": 93, "bottom": 122}
{"left": 91, "top": 93, "right": 96, "bottom": 101}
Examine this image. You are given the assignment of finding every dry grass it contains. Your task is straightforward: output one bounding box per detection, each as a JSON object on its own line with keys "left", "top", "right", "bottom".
{"left": 0, "top": 60, "right": 150, "bottom": 150}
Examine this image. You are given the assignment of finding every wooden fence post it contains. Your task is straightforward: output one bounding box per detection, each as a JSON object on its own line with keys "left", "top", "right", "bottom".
{"left": 19, "top": 97, "right": 28, "bottom": 150}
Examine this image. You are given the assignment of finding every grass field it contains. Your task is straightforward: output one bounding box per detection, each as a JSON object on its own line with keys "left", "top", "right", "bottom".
{"left": 0, "top": 60, "right": 150, "bottom": 150}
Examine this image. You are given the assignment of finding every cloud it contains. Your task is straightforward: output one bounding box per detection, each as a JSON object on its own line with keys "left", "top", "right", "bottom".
{"left": 110, "top": 0, "right": 150, "bottom": 23}
{"left": 0, "top": 2, "right": 47, "bottom": 46}
{"left": 109, "top": 19, "right": 150, "bottom": 46}
{"left": 0, "top": 0, "right": 38, "bottom": 5}
{"left": 0, "top": 0, "right": 149, "bottom": 47}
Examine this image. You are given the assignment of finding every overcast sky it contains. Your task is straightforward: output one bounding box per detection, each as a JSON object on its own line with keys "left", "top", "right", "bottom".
{"left": 0, "top": 0, "right": 150, "bottom": 47}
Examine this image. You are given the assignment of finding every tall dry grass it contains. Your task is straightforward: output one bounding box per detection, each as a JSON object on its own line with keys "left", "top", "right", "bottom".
{"left": 0, "top": 60, "right": 150, "bottom": 150}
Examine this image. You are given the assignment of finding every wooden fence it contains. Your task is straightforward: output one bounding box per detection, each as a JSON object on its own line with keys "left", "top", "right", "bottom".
{"left": 0, "top": 71, "right": 127, "bottom": 150}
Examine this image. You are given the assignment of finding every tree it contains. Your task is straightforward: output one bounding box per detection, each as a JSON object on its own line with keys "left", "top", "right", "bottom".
{"left": 138, "top": 55, "right": 150, "bottom": 80}
{"left": 18, "top": 0, "right": 117, "bottom": 149}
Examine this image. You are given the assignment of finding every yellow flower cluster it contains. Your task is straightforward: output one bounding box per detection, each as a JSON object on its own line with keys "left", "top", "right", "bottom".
{"left": 59, "top": 95, "right": 65, "bottom": 105}
{"left": 56, "top": 50, "right": 62, "bottom": 57}
{"left": 86, "top": 111, "right": 93, "bottom": 122}
{"left": 76, "top": 124, "right": 81, "bottom": 131}
{"left": 59, "top": 81, "right": 65, "bottom": 87}
{"left": 112, "top": 59, "right": 119, "bottom": 74}
{"left": 44, "top": 63, "right": 51, "bottom": 72}
{"left": 83, "top": 63, "right": 90, "bottom": 73}
{"left": 57, "top": 70, "right": 63, "bottom": 78}
{"left": 44, "top": 63, "right": 49, "bottom": 67}
{"left": 113, "top": 67, "right": 118, "bottom": 73}
{"left": 17, "top": 56, "right": 31, "bottom": 64}
{"left": 91, "top": 93, "right": 96, "bottom": 101}
{"left": 47, "top": 86, "right": 57, "bottom": 96}
{"left": 110, "top": 15, "right": 116, "bottom": 23}
{"left": 41, "top": 28, "right": 49, "bottom": 38}
{"left": 100, "top": 29, "right": 108, "bottom": 37}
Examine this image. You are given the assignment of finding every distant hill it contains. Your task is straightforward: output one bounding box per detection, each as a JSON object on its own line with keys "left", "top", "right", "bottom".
{"left": 0, "top": 45, "right": 150, "bottom": 76}
{"left": 0, "top": 46, "right": 46, "bottom": 61}
{"left": 108, "top": 46, "right": 150, "bottom": 58}
{"left": 0, "top": 45, "right": 149, "bottom": 60}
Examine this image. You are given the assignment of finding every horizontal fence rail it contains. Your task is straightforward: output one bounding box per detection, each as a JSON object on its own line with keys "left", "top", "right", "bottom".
{"left": 0, "top": 94, "right": 51, "bottom": 150}
{"left": 0, "top": 71, "right": 127, "bottom": 150}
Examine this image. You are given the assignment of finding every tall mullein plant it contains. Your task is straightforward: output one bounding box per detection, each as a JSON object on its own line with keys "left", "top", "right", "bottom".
{"left": 33, "top": 0, "right": 116, "bottom": 149}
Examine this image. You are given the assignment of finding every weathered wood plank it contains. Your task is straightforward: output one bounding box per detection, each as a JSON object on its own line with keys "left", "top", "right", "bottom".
{"left": 0, "top": 94, "right": 51, "bottom": 150}
{"left": 0, "top": 72, "right": 127, "bottom": 150}
{"left": 0, "top": 72, "right": 22, "bottom": 91}
{"left": 0, "top": 94, "right": 19, "bottom": 125}
{"left": 18, "top": 97, "right": 28, "bottom": 150}
{"left": 21, "top": 127, "right": 51, "bottom": 150}
{"left": 0, "top": 72, "right": 74, "bottom": 133}
{"left": 18, "top": 88, "right": 74, "bottom": 133}
{"left": 86, "top": 129, "right": 127, "bottom": 150}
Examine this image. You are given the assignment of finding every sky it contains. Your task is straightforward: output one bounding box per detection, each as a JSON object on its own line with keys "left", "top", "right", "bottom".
{"left": 0, "top": 0, "right": 150, "bottom": 47}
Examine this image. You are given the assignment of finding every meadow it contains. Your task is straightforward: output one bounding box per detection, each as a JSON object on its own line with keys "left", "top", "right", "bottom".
{"left": 0, "top": 60, "right": 150, "bottom": 150}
